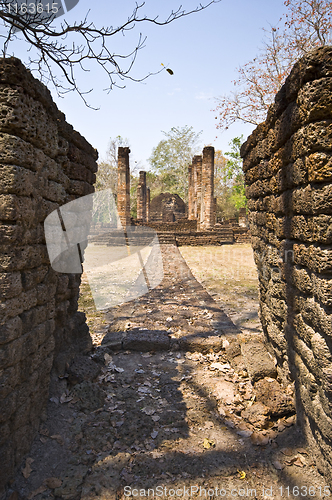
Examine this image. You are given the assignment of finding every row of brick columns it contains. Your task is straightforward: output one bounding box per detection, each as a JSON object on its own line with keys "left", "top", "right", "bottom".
{"left": 117, "top": 145, "right": 215, "bottom": 228}
{"left": 117, "top": 147, "right": 150, "bottom": 227}
{"left": 188, "top": 146, "right": 216, "bottom": 229}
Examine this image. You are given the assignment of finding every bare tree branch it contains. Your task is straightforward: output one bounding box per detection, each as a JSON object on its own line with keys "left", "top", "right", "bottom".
{"left": 0, "top": 0, "right": 220, "bottom": 106}
{"left": 214, "top": 0, "right": 332, "bottom": 132}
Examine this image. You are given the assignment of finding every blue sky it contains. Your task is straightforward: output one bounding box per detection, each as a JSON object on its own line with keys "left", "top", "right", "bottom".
{"left": 6, "top": 0, "right": 287, "bottom": 169}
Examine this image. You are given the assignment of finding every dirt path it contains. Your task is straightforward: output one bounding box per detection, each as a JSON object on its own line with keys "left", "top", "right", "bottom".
{"left": 8, "top": 245, "right": 329, "bottom": 500}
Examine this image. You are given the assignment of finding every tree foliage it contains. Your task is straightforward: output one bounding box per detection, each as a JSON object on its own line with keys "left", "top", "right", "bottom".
{"left": 95, "top": 135, "right": 129, "bottom": 195}
{"left": 214, "top": 0, "right": 332, "bottom": 130}
{"left": 0, "top": 0, "right": 219, "bottom": 104}
{"left": 148, "top": 125, "right": 202, "bottom": 201}
{"left": 214, "top": 136, "right": 246, "bottom": 220}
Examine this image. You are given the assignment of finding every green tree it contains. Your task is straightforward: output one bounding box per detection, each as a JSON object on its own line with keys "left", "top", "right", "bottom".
{"left": 214, "top": 136, "right": 246, "bottom": 221}
{"left": 148, "top": 125, "right": 202, "bottom": 201}
{"left": 95, "top": 135, "right": 129, "bottom": 195}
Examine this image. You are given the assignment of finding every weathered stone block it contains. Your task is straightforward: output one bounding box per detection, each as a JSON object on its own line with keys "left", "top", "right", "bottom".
{"left": 239, "top": 333, "right": 277, "bottom": 383}
{"left": 0, "top": 316, "right": 22, "bottom": 345}
{"left": 311, "top": 332, "right": 332, "bottom": 368}
{"left": 36, "top": 283, "right": 57, "bottom": 305}
{"left": 292, "top": 185, "right": 313, "bottom": 214}
{"left": 294, "top": 335, "right": 319, "bottom": 377}
{"left": 178, "top": 335, "right": 224, "bottom": 353}
{"left": 254, "top": 378, "right": 295, "bottom": 417}
{"left": 312, "top": 273, "right": 332, "bottom": 306}
{"left": 123, "top": 330, "right": 170, "bottom": 351}
{"left": 0, "top": 271, "right": 22, "bottom": 299}
{"left": 297, "top": 77, "right": 332, "bottom": 123}
{"left": 307, "top": 152, "right": 332, "bottom": 182}
{"left": 0, "top": 364, "right": 19, "bottom": 399}
{"left": 0, "top": 390, "right": 17, "bottom": 424}
{"left": 293, "top": 313, "right": 315, "bottom": 345}
{"left": 292, "top": 266, "right": 312, "bottom": 293}
{"left": 311, "top": 215, "right": 332, "bottom": 243}
{"left": 312, "top": 184, "right": 332, "bottom": 214}
{"left": 290, "top": 215, "right": 312, "bottom": 241}
{"left": 21, "top": 265, "right": 48, "bottom": 291}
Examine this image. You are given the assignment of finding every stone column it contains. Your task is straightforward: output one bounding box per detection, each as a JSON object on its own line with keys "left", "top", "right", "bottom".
{"left": 188, "top": 163, "right": 194, "bottom": 220}
{"left": 192, "top": 155, "right": 202, "bottom": 221}
{"left": 146, "top": 187, "right": 150, "bottom": 222}
{"left": 238, "top": 207, "right": 247, "bottom": 227}
{"left": 117, "top": 147, "right": 131, "bottom": 228}
{"left": 200, "top": 146, "right": 215, "bottom": 229}
{"left": 137, "top": 170, "right": 147, "bottom": 222}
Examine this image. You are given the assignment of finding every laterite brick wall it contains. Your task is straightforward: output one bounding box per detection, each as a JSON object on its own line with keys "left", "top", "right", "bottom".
{"left": 241, "top": 47, "right": 332, "bottom": 481}
{"left": 0, "top": 58, "right": 98, "bottom": 492}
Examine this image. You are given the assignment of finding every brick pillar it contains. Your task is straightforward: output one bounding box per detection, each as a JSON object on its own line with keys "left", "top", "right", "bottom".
{"left": 200, "top": 146, "right": 215, "bottom": 229}
{"left": 117, "top": 147, "right": 131, "bottom": 228}
{"left": 238, "top": 207, "right": 247, "bottom": 227}
{"left": 188, "top": 163, "right": 194, "bottom": 220}
{"left": 137, "top": 170, "right": 147, "bottom": 222}
{"left": 192, "top": 155, "right": 202, "bottom": 221}
{"left": 146, "top": 187, "right": 150, "bottom": 222}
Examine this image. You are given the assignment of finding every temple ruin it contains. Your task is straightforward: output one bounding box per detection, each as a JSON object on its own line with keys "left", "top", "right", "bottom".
{"left": 118, "top": 145, "right": 249, "bottom": 245}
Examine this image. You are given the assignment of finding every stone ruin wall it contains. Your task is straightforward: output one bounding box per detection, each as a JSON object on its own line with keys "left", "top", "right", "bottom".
{"left": 188, "top": 147, "right": 216, "bottom": 229}
{"left": 241, "top": 47, "right": 332, "bottom": 481}
{"left": 0, "top": 58, "right": 98, "bottom": 492}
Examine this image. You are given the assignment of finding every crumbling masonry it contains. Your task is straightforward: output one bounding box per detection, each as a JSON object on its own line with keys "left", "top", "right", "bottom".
{"left": 117, "top": 147, "right": 131, "bottom": 228}
{"left": 241, "top": 46, "right": 332, "bottom": 483}
{"left": 188, "top": 147, "right": 216, "bottom": 228}
{"left": 0, "top": 58, "right": 98, "bottom": 494}
{"left": 137, "top": 170, "right": 148, "bottom": 223}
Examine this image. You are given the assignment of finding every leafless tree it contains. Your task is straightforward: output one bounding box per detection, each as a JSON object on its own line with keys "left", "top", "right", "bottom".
{"left": 0, "top": 0, "right": 220, "bottom": 106}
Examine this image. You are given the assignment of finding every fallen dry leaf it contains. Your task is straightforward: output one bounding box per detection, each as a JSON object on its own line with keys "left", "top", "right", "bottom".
{"left": 294, "top": 457, "right": 305, "bottom": 467}
{"left": 238, "top": 470, "right": 246, "bottom": 479}
{"left": 297, "top": 447, "right": 309, "bottom": 455}
{"left": 44, "top": 477, "right": 62, "bottom": 488}
{"left": 284, "top": 415, "right": 296, "bottom": 426}
{"left": 237, "top": 429, "right": 253, "bottom": 438}
{"left": 277, "top": 421, "right": 286, "bottom": 432}
{"left": 60, "top": 393, "right": 73, "bottom": 404}
{"left": 210, "top": 362, "right": 231, "bottom": 371}
{"left": 28, "top": 485, "right": 47, "bottom": 499}
{"left": 142, "top": 407, "right": 155, "bottom": 415}
{"left": 51, "top": 434, "right": 64, "bottom": 446}
{"left": 203, "top": 438, "right": 215, "bottom": 449}
{"left": 280, "top": 447, "right": 294, "bottom": 456}
{"left": 22, "top": 458, "right": 34, "bottom": 479}
{"left": 284, "top": 455, "right": 305, "bottom": 466}
{"left": 39, "top": 427, "right": 49, "bottom": 437}
{"left": 40, "top": 437, "right": 48, "bottom": 444}
{"left": 104, "top": 353, "right": 112, "bottom": 365}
